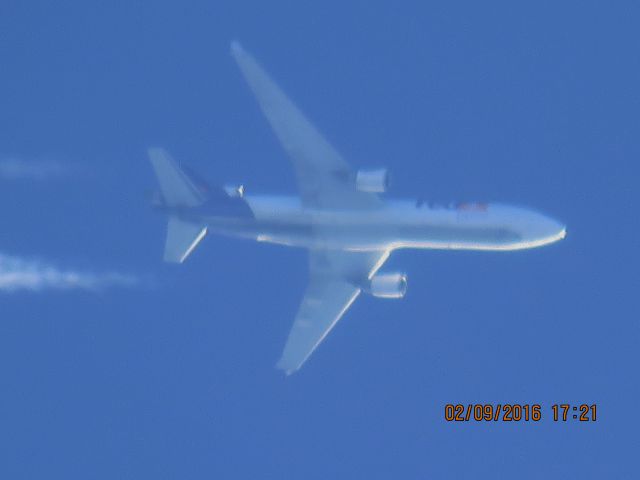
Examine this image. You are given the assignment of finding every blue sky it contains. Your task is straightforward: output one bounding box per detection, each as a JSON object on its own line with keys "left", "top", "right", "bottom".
{"left": 1, "top": 1, "right": 638, "bottom": 478}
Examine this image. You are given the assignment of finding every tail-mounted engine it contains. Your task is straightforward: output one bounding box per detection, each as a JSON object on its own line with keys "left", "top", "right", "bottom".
{"left": 365, "top": 272, "right": 408, "bottom": 299}
{"left": 355, "top": 168, "right": 390, "bottom": 193}
{"left": 223, "top": 184, "right": 245, "bottom": 198}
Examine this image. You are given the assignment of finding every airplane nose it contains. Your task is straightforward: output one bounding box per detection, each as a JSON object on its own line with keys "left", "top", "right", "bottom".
{"left": 485, "top": 204, "right": 566, "bottom": 249}
{"left": 513, "top": 208, "right": 567, "bottom": 248}
{"left": 559, "top": 225, "right": 567, "bottom": 239}
{"left": 552, "top": 218, "right": 566, "bottom": 237}
{"left": 541, "top": 217, "right": 566, "bottom": 244}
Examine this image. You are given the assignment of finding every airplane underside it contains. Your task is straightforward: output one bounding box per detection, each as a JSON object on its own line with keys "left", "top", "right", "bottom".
{"left": 147, "top": 41, "right": 566, "bottom": 373}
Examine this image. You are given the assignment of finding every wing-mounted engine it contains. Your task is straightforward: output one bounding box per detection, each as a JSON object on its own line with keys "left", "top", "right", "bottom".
{"left": 364, "top": 272, "right": 407, "bottom": 299}
{"left": 355, "top": 168, "right": 389, "bottom": 193}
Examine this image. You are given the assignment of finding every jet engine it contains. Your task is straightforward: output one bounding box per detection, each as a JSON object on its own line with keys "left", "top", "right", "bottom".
{"left": 355, "top": 168, "right": 390, "bottom": 193}
{"left": 367, "top": 272, "right": 408, "bottom": 299}
{"left": 223, "top": 184, "right": 245, "bottom": 198}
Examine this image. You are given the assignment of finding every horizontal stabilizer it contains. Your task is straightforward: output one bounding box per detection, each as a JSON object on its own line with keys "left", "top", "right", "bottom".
{"left": 148, "top": 147, "right": 205, "bottom": 207}
{"left": 164, "top": 216, "right": 207, "bottom": 263}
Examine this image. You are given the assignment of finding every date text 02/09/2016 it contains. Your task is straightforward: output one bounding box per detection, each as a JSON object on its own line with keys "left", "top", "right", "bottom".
{"left": 444, "top": 404, "right": 597, "bottom": 422}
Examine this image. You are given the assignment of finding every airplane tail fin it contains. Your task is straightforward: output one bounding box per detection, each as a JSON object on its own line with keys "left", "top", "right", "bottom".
{"left": 148, "top": 147, "right": 208, "bottom": 263}
{"left": 148, "top": 147, "right": 207, "bottom": 208}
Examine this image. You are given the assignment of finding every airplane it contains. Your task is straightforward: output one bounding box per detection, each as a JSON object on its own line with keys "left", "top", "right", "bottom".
{"left": 148, "top": 41, "right": 566, "bottom": 374}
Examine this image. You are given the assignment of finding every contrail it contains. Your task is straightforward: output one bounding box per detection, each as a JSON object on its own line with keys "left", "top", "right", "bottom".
{"left": 0, "top": 157, "right": 67, "bottom": 181}
{"left": 0, "top": 253, "right": 138, "bottom": 292}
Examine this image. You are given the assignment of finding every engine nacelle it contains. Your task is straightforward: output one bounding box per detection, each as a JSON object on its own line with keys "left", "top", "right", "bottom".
{"left": 355, "top": 168, "right": 389, "bottom": 193}
{"left": 367, "top": 272, "right": 407, "bottom": 299}
{"left": 223, "top": 184, "right": 245, "bottom": 198}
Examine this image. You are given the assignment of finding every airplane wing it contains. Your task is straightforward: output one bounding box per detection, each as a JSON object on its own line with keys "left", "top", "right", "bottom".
{"left": 231, "top": 41, "right": 382, "bottom": 210}
{"left": 276, "top": 248, "right": 391, "bottom": 374}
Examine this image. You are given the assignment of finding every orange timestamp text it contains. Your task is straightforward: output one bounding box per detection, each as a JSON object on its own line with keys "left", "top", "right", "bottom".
{"left": 444, "top": 404, "right": 597, "bottom": 422}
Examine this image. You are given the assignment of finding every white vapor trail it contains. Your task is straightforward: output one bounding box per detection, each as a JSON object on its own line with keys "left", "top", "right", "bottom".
{"left": 0, "top": 254, "right": 138, "bottom": 292}
{"left": 0, "top": 158, "right": 67, "bottom": 180}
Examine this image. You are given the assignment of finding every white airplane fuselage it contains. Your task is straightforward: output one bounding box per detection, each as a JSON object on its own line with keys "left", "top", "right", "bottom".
{"left": 185, "top": 194, "right": 566, "bottom": 252}
{"left": 147, "top": 41, "right": 570, "bottom": 373}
